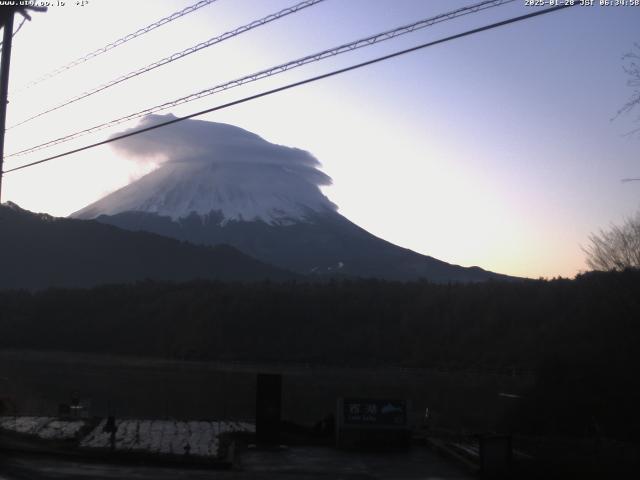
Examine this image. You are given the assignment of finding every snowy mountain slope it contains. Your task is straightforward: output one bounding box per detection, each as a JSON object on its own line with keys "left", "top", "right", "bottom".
{"left": 73, "top": 115, "right": 336, "bottom": 225}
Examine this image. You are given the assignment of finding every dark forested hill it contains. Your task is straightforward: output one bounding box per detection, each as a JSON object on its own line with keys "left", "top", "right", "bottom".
{"left": 1, "top": 271, "right": 638, "bottom": 370}
{"left": 1, "top": 270, "right": 639, "bottom": 438}
{"left": 0, "top": 202, "right": 295, "bottom": 289}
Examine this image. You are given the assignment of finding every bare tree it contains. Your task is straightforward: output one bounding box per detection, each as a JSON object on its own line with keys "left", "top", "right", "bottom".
{"left": 584, "top": 212, "right": 640, "bottom": 271}
{"left": 616, "top": 43, "right": 640, "bottom": 136}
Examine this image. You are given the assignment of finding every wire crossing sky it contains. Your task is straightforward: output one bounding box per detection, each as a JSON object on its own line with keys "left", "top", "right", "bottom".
{"left": 2, "top": 3, "right": 575, "bottom": 176}
{"left": 8, "top": 0, "right": 327, "bottom": 130}
{"left": 2, "top": 0, "right": 639, "bottom": 280}
{"left": 0, "top": 16, "right": 29, "bottom": 50}
{"left": 13, "top": 0, "right": 220, "bottom": 93}
{"left": 6, "top": 0, "right": 514, "bottom": 159}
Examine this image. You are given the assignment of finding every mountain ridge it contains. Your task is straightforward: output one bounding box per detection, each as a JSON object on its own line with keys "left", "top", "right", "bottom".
{"left": 0, "top": 202, "right": 296, "bottom": 290}
{"left": 89, "top": 208, "right": 513, "bottom": 282}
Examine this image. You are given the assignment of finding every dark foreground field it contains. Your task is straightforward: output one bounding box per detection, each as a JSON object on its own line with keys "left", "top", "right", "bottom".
{"left": 0, "top": 349, "right": 530, "bottom": 430}
{"left": 0, "top": 447, "right": 474, "bottom": 480}
{"left": 2, "top": 350, "right": 640, "bottom": 478}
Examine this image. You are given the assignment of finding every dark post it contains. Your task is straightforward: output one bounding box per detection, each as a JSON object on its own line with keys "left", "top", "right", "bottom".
{"left": 479, "top": 434, "right": 513, "bottom": 479}
{"left": 255, "top": 373, "right": 282, "bottom": 444}
{"left": 0, "top": 9, "right": 15, "bottom": 202}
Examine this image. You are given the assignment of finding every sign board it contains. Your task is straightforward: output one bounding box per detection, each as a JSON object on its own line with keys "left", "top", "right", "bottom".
{"left": 342, "top": 398, "right": 407, "bottom": 427}
{"left": 336, "top": 398, "right": 411, "bottom": 449}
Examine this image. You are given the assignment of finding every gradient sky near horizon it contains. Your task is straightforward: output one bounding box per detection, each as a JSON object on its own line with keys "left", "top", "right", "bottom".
{"left": 1, "top": 0, "right": 639, "bottom": 279}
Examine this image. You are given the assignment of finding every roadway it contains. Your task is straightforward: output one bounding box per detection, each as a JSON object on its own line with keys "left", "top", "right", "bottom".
{"left": 0, "top": 446, "right": 474, "bottom": 479}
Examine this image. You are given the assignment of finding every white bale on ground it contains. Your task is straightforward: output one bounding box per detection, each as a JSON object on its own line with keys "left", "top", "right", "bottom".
{"left": 76, "top": 418, "right": 255, "bottom": 458}
{"left": 80, "top": 419, "right": 113, "bottom": 448}
{"left": 37, "top": 419, "right": 84, "bottom": 440}
{"left": 0, "top": 416, "right": 53, "bottom": 435}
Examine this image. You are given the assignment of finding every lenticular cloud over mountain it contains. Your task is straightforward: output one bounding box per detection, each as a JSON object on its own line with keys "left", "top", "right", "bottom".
{"left": 74, "top": 114, "right": 336, "bottom": 224}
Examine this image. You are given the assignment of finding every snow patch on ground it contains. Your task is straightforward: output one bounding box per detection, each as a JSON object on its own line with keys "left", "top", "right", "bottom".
{"left": 0, "top": 416, "right": 85, "bottom": 440}
{"left": 1, "top": 415, "right": 255, "bottom": 458}
{"left": 79, "top": 419, "right": 254, "bottom": 458}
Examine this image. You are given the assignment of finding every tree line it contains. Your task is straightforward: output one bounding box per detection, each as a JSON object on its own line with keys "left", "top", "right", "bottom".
{"left": 0, "top": 271, "right": 638, "bottom": 369}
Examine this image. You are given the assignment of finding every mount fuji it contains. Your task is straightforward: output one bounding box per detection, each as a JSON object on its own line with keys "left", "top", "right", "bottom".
{"left": 73, "top": 115, "right": 510, "bottom": 282}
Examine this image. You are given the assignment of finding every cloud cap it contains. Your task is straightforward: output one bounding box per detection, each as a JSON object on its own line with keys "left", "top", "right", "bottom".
{"left": 74, "top": 114, "right": 337, "bottom": 224}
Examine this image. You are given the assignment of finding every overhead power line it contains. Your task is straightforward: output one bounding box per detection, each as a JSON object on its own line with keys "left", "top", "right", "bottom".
{"left": 12, "top": 17, "right": 27, "bottom": 37}
{"left": 0, "top": 16, "right": 28, "bottom": 49}
{"left": 3, "top": 4, "right": 576, "bottom": 175}
{"left": 14, "top": 0, "right": 220, "bottom": 93}
{"left": 5, "top": 0, "right": 515, "bottom": 159}
{"left": 8, "top": 0, "right": 327, "bottom": 130}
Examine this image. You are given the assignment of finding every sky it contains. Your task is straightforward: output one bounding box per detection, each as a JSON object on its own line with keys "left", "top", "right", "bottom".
{"left": 1, "top": 0, "right": 639, "bottom": 279}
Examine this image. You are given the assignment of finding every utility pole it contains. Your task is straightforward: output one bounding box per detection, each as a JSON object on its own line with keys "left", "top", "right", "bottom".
{"left": 0, "top": 5, "right": 46, "bottom": 203}
{"left": 0, "top": 8, "right": 15, "bottom": 203}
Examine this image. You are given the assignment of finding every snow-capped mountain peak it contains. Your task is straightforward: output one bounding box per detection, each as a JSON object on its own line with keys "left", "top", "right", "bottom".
{"left": 72, "top": 115, "right": 336, "bottom": 224}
